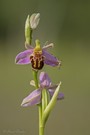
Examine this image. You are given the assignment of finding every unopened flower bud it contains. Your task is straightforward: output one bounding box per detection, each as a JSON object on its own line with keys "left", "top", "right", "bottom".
{"left": 25, "top": 15, "right": 32, "bottom": 44}
{"left": 30, "top": 13, "right": 40, "bottom": 29}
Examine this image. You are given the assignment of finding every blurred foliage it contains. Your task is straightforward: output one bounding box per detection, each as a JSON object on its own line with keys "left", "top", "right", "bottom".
{"left": 0, "top": 0, "right": 90, "bottom": 135}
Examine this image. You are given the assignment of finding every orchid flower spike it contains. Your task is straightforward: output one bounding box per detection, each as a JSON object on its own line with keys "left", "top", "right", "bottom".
{"left": 21, "top": 72, "right": 64, "bottom": 107}
{"left": 15, "top": 40, "right": 61, "bottom": 70}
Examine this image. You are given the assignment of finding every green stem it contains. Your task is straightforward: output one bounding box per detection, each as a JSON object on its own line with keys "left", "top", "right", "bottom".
{"left": 28, "top": 17, "right": 44, "bottom": 134}
{"left": 26, "top": 14, "right": 45, "bottom": 135}
{"left": 32, "top": 70, "right": 44, "bottom": 135}
{"left": 38, "top": 103, "right": 44, "bottom": 135}
{"left": 39, "top": 124, "right": 44, "bottom": 135}
{"left": 32, "top": 70, "right": 38, "bottom": 88}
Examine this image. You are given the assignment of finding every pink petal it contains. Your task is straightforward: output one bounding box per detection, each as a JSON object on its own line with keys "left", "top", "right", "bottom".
{"left": 39, "top": 72, "right": 51, "bottom": 88}
{"left": 49, "top": 89, "right": 64, "bottom": 100}
{"left": 42, "top": 50, "right": 61, "bottom": 67}
{"left": 15, "top": 49, "right": 33, "bottom": 64}
{"left": 21, "top": 89, "right": 41, "bottom": 107}
{"left": 42, "top": 43, "right": 54, "bottom": 50}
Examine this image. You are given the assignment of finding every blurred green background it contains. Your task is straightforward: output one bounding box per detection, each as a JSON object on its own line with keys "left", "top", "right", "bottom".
{"left": 0, "top": 0, "right": 90, "bottom": 135}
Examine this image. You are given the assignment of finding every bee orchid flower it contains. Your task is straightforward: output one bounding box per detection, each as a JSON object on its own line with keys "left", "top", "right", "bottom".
{"left": 21, "top": 72, "right": 64, "bottom": 107}
{"left": 15, "top": 40, "right": 61, "bottom": 70}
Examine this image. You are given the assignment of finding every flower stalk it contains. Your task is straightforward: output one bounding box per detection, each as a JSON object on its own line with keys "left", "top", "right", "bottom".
{"left": 33, "top": 70, "right": 44, "bottom": 135}
{"left": 15, "top": 13, "right": 64, "bottom": 135}
{"left": 25, "top": 15, "right": 45, "bottom": 135}
{"left": 32, "top": 70, "right": 39, "bottom": 88}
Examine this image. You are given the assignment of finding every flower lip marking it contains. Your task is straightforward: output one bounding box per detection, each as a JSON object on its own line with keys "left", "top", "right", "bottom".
{"left": 30, "top": 52, "right": 44, "bottom": 70}
{"left": 30, "top": 40, "right": 45, "bottom": 70}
